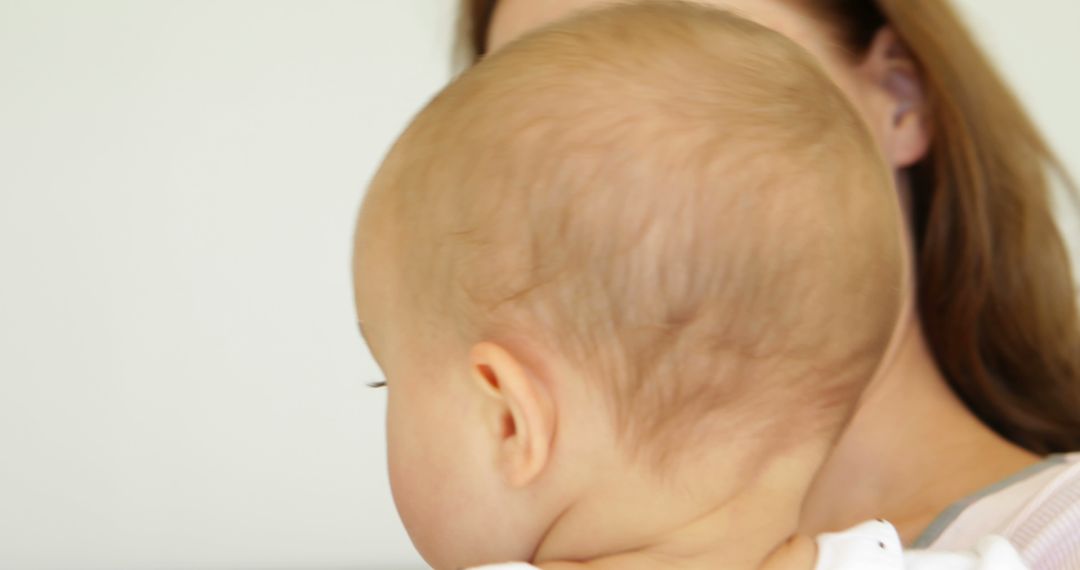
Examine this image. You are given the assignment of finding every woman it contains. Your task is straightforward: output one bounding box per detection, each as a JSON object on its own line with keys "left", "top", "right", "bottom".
{"left": 455, "top": 0, "right": 1080, "bottom": 565}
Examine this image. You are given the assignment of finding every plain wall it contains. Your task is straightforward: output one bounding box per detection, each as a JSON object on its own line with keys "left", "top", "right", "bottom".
{"left": 0, "top": 1, "right": 1076, "bottom": 569}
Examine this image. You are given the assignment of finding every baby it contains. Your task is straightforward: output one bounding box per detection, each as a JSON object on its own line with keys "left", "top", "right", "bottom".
{"left": 352, "top": 2, "right": 1025, "bottom": 569}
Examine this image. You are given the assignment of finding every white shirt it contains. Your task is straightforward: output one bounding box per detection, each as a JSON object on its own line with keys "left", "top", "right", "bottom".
{"left": 916, "top": 453, "right": 1080, "bottom": 570}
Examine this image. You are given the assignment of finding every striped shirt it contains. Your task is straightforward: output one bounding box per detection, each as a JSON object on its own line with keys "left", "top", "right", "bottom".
{"left": 915, "top": 453, "right": 1080, "bottom": 570}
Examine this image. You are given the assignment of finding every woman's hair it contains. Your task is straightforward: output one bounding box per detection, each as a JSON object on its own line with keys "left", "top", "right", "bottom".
{"left": 455, "top": 0, "right": 1080, "bottom": 453}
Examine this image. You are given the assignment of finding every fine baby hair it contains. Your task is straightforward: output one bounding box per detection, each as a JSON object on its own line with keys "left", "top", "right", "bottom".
{"left": 362, "top": 0, "right": 905, "bottom": 463}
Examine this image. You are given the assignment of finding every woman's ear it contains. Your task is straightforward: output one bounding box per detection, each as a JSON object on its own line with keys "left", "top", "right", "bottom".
{"left": 856, "top": 26, "right": 932, "bottom": 168}
{"left": 469, "top": 341, "right": 556, "bottom": 488}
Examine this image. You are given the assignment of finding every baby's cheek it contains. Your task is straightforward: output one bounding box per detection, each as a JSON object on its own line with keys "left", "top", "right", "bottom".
{"left": 385, "top": 381, "right": 529, "bottom": 568}
{"left": 388, "top": 448, "right": 438, "bottom": 558}
{"left": 386, "top": 398, "right": 429, "bottom": 529}
{"left": 386, "top": 393, "right": 465, "bottom": 566}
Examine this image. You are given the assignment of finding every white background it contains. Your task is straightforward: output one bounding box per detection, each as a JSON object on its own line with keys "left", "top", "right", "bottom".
{"left": 0, "top": 1, "right": 1076, "bottom": 569}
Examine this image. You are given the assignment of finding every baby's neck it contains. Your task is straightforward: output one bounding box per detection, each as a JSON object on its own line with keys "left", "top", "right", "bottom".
{"left": 530, "top": 443, "right": 830, "bottom": 570}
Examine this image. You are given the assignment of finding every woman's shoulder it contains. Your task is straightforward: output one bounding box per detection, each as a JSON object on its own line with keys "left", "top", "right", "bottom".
{"left": 919, "top": 453, "right": 1080, "bottom": 569}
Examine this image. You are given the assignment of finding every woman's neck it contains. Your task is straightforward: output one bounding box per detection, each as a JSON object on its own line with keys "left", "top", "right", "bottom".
{"left": 798, "top": 317, "right": 1040, "bottom": 543}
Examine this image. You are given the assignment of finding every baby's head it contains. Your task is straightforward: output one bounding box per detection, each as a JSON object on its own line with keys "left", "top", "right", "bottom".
{"left": 353, "top": 2, "right": 905, "bottom": 568}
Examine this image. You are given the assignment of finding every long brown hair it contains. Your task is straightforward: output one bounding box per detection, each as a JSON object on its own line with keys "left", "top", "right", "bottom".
{"left": 455, "top": 0, "right": 1080, "bottom": 453}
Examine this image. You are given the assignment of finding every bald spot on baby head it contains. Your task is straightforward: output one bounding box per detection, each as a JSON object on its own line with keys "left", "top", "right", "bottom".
{"left": 360, "top": 1, "right": 905, "bottom": 464}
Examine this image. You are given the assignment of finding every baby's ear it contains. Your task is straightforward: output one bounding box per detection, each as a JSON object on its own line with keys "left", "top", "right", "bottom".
{"left": 468, "top": 341, "right": 556, "bottom": 488}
